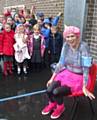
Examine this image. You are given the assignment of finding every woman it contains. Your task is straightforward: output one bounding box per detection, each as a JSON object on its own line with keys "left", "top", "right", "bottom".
{"left": 41, "top": 26, "right": 95, "bottom": 119}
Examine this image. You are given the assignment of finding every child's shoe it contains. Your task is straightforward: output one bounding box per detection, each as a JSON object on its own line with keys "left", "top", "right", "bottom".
{"left": 41, "top": 102, "right": 57, "bottom": 115}
{"left": 50, "top": 104, "right": 65, "bottom": 119}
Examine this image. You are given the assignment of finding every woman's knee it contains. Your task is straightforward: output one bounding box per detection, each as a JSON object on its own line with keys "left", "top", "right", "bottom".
{"left": 47, "top": 81, "right": 60, "bottom": 93}
{"left": 53, "top": 86, "right": 71, "bottom": 96}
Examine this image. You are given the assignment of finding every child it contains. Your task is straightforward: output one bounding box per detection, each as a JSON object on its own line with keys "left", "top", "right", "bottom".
{"left": 0, "top": 23, "right": 3, "bottom": 55}
{"left": 6, "top": 16, "right": 16, "bottom": 31}
{"left": 0, "top": 23, "right": 3, "bottom": 72}
{"left": 13, "top": 13, "right": 21, "bottom": 27}
{"left": 41, "top": 18, "right": 51, "bottom": 68}
{"left": 10, "top": 8, "right": 17, "bottom": 18}
{"left": 48, "top": 26, "right": 63, "bottom": 64}
{"left": 28, "top": 24, "right": 45, "bottom": 72}
{"left": 0, "top": 14, "right": 5, "bottom": 25}
{"left": 2, "top": 23, "right": 15, "bottom": 75}
{"left": 14, "top": 24, "right": 30, "bottom": 75}
{"left": 24, "top": 8, "right": 37, "bottom": 29}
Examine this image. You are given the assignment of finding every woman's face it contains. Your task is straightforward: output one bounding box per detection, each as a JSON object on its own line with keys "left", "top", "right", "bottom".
{"left": 65, "top": 33, "right": 79, "bottom": 48}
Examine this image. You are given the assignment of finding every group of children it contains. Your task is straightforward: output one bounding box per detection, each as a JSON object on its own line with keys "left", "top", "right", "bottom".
{"left": 0, "top": 6, "right": 63, "bottom": 76}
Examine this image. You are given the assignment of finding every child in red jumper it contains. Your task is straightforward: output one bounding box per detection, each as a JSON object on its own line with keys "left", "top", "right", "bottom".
{"left": 0, "top": 24, "right": 3, "bottom": 71}
{"left": 0, "top": 23, "right": 3, "bottom": 55}
{"left": 2, "top": 23, "right": 15, "bottom": 75}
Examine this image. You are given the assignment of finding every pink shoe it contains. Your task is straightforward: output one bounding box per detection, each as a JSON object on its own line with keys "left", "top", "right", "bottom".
{"left": 42, "top": 102, "right": 57, "bottom": 115}
{"left": 51, "top": 104, "right": 65, "bottom": 119}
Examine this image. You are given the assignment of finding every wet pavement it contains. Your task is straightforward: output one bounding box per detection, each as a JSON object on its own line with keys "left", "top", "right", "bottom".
{"left": 0, "top": 67, "right": 97, "bottom": 120}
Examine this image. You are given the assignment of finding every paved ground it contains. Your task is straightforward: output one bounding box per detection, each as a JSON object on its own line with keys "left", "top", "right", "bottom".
{"left": 0, "top": 67, "right": 97, "bottom": 120}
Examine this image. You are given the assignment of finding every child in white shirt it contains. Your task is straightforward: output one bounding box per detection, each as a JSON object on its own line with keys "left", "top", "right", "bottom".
{"left": 14, "top": 24, "right": 30, "bottom": 75}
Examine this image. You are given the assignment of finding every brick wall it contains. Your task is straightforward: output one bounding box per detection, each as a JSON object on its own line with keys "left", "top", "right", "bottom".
{"left": 0, "top": 0, "right": 64, "bottom": 14}
{"left": 0, "top": 0, "right": 64, "bottom": 31}
{"left": 85, "top": 0, "right": 97, "bottom": 63}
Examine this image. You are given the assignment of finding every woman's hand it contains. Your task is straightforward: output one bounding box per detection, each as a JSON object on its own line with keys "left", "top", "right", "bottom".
{"left": 83, "top": 86, "right": 95, "bottom": 100}
{"left": 47, "top": 73, "right": 56, "bottom": 87}
{"left": 47, "top": 79, "right": 53, "bottom": 87}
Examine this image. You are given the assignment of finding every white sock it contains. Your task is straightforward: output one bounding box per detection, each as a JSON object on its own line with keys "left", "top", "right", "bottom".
{"left": 23, "top": 67, "right": 27, "bottom": 72}
{"left": 17, "top": 67, "right": 21, "bottom": 72}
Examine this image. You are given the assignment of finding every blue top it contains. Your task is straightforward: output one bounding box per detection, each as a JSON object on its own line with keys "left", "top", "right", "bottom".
{"left": 55, "top": 41, "right": 92, "bottom": 86}
{"left": 41, "top": 16, "right": 60, "bottom": 48}
{"left": 41, "top": 27, "right": 50, "bottom": 48}
{"left": 51, "top": 16, "right": 60, "bottom": 26}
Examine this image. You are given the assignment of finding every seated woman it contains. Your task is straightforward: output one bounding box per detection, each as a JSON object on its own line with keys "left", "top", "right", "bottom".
{"left": 41, "top": 26, "right": 95, "bottom": 119}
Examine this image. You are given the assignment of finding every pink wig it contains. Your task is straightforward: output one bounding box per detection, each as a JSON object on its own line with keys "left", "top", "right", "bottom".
{"left": 63, "top": 26, "right": 80, "bottom": 38}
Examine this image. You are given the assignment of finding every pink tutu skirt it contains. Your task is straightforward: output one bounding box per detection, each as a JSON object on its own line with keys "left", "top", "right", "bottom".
{"left": 54, "top": 69, "right": 91, "bottom": 94}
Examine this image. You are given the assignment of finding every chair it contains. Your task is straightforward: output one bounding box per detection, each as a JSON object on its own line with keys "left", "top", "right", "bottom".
{"left": 70, "top": 63, "right": 97, "bottom": 120}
